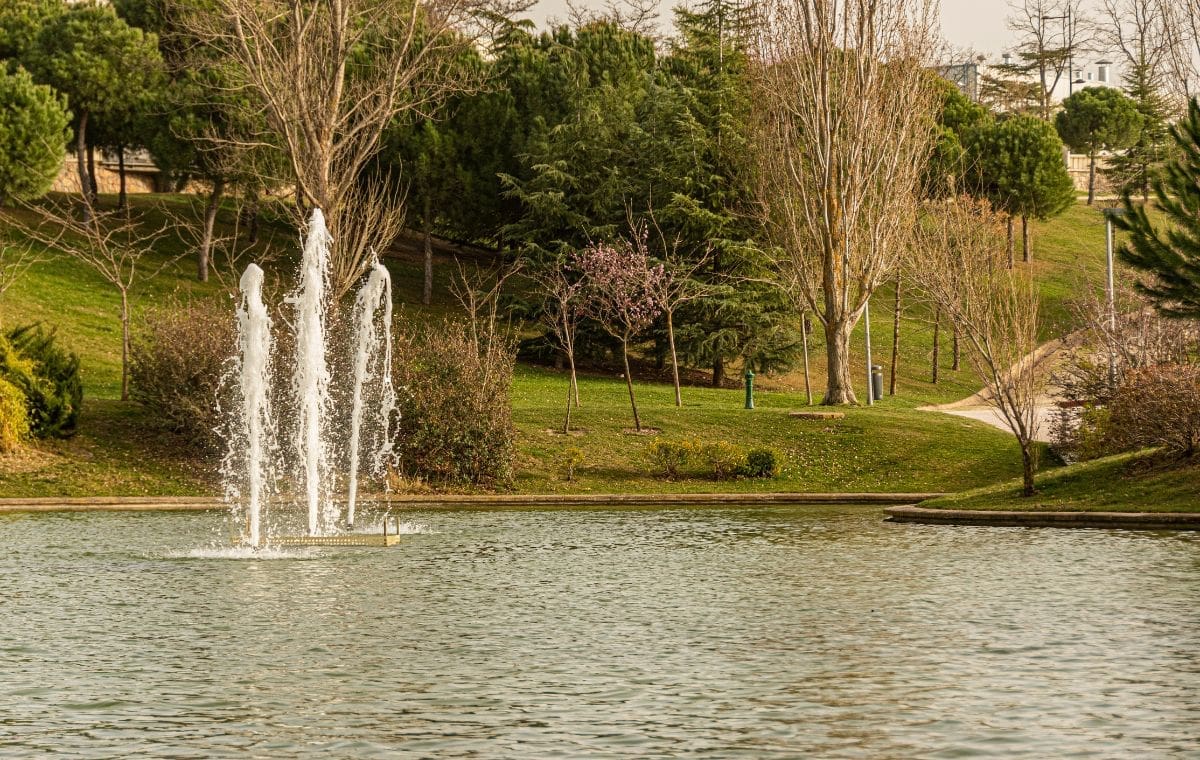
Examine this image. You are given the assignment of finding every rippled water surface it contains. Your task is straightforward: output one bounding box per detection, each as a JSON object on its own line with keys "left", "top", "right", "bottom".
{"left": 2, "top": 506, "right": 1200, "bottom": 758}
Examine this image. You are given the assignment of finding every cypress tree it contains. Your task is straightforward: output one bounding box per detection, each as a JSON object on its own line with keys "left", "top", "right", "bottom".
{"left": 1115, "top": 99, "right": 1200, "bottom": 320}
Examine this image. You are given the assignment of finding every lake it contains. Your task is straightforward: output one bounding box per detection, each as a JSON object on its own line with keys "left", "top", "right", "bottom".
{"left": 2, "top": 505, "right": 1198, "bottom": 757}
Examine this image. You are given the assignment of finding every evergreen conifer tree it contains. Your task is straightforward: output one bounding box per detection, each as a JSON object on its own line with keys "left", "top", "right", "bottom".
{"left": 1104, "top": 62, "right": 1174, "bottom": 202}
{"left": 1056, "top": 87, "right": 1142, "bottom": 205}
{"left": 1115, "top": 99, "right": 1200, "bottom": 319}
{"left": 967, "top": 115, "right": 1075, "bottom": 264}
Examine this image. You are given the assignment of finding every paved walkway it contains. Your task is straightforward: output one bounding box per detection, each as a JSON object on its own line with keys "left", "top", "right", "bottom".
{"left": 935, "top": 404, "right": 1059, "bottom": 443}
{"left": 920, "top": 338, "right": 1065, "bottom": 443}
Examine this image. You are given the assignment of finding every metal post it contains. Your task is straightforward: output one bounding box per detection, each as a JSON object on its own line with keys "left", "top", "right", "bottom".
{"left": 1067, "top": 7, "right": 1073, "bottom": 97}
{"left": 744, "top": 369, "right": 755, "bottom": 410}
{"left": 864, "top": 299, "right": 873, "bottom": 406}
{"left": 1105, "top": 213, "right": 1117, "bottom": 383}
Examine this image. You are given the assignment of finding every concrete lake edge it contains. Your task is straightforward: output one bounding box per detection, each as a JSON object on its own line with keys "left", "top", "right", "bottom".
{"left": 886, "top": 505, "right": 1200, "bottom": 530}
{"left": 0, "top": 492, "right": 944, "bottom": 514}
{"left": 8, "top": 496, "right": 1197, "bottom": 529}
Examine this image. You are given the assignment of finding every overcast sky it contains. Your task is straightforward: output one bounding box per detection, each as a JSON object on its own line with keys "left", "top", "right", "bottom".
{"left": 526, "top": 0, "right": 1049, "bottom": 59}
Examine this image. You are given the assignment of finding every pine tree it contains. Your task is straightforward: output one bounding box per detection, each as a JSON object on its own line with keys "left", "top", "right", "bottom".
{"left": 1115, "top": 98, "right": 1200, "bottom": 320}
{"left": 27, "top": 4, "right": 163, "bottom": 212}
{"left": 1104, "top": 62, "right": 1174, "bottom": 202}
{"left": 0, "top": 65, "right": 70, "bottom": 205}
{"left": 657, "top": 0, "right": 798, "bottom": 384}
{"left": 967, "top": 115, "right": 1075, "bottom": 263}
{"left": 1055, "top": 86, "right": 1142, "bottom": 205}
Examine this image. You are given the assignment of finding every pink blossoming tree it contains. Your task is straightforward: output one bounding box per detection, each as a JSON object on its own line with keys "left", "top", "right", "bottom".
{"left": 575, "top": 238, "right": 666, "bottom": 432}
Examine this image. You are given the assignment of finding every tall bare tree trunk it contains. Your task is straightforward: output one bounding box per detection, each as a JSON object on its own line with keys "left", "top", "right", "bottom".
{"left": 1020, "top": 440, "right": 1036, "bottom": 496}
{"left": 801, "top": 312, "right": 812, "bottom": 406}
{"left": 712, "top": 354, "right": 724, "bottom": 388}
{"left": 1006, "top": 216, "right": 1015, "bottom": 269}
{"left": 562, "top": 373, "right": 573, "bottom": 434}
{"left": 952, "top": 327, "right": 961, "bottom": 371}
{"left": 86, "top": 143, "right": 98, "bottom": 204}
{"left": 1021, "top": 215, "right": 1031, "bottom": 262}
{"left": 75, "top": 111, "right": 91, "bottom": 219}
{"left": 931, "top": 306, "right": 940, "bottom": 384}
{"left": 198, "top": 177, "right": 225, "bottom": 282}
{"left": 622, "top": 340, "right": 641, "bottom": 431}
{"left": 667, "top": 309, "right": 682, "bottom": 407}
{"left": 824, "top": 319, "right": 857, "bottom": 405}
{"left": 422, "top": 196, "right": 433, "bottom": 306}
{"left": 1087, "top": 152, "right": 1097, "bottom": 205}
{"left": 117, "top": 146, "right": 127, "bottom": 210}
{"left": 889, "top": 276, "right": 901, "bottom": 395}
{"left": 120, "top": 289, "right": 131, "bottom": 401}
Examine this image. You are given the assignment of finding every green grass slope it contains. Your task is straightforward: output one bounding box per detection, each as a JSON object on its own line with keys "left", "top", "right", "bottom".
{"left": 921, "top": 451, "right": 1200, "bottom": 512}
{"left": 0, "top": 194, "right": 1120, "bottom": 497}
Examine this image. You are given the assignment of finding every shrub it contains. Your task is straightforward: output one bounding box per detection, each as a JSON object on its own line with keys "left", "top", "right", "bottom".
{"left": 4, "top": 324, "right": 82, "bottom": 437}
{"left": 0, "top": 376, "right": 29, "bottom": 453}
{"left": 130, "top": 299, "right": 233, "bottom": 452}
{"left": 741, "top": 447, "right": 781, "bottom": 478}
{"left": 0, "top": 66, "right": 71, "bottom": 204}
{"left": 702, "top": 440, "right": 742, "bottom": 481}
{"left": 392, "top": 318, "right": 517, "bottom": 487}
{"left": 1104, "top": 365, "right": 1200, "bottom": 457}
{"left": 646, "top": 438, "right": 695, "bottom": 479}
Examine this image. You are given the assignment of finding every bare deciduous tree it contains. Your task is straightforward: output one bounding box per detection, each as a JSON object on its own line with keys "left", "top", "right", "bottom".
{"left": 14, "top": 196, "right": 176, "bottom": 400}
{"left": 1161, "top": 0, "right": 1200, "bottom": 108}
{"left": 449, "top": 257, "right": 522, "bottom": 359}
{"left": 183, "top": 0, "right": 479, "bottom": 300}
{"left": 566, "top": 0, "right": 661, "bottom": 36}
{"left": 0, "top": 226, "right": 43, "bottom": 312}
{"left": 752, "top": 0, "right": 939, "bottom": 405}
{"left": 910, "top": 198, "right": 1046, "bottom": 496}
{"left": 1099, "top": 0, "right": 1171, "bottom": 83}
{"left": 1007, "top": 0, "right": 1093, "bottom": 121}
{"left": 638, "top": 218, "right": 716, "bottom": 408}
{"left": 531, "top": 260, "right": 586, "bottom": 433}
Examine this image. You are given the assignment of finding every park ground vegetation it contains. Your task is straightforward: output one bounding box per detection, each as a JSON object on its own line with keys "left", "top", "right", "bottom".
{"left": 0, "top": 0, "right": 1198, "bottom": 507}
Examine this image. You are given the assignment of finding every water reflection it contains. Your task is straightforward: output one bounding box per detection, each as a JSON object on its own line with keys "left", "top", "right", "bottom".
{"left": 1, "top": 507, "right": 1199, "bottom": 757}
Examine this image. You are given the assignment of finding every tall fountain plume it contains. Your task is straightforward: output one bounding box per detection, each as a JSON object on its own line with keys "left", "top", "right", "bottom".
{"left": 290, "top": 209, "right": 333, "bottom": 535}
{"left": 234, "top": 264, "right": 274, "bottom": 548}
{"left": 346, "top": 256, "right": 397, "bottom": 527}
{"left": 229, "top": 208, "right": 399, "bottom": 546}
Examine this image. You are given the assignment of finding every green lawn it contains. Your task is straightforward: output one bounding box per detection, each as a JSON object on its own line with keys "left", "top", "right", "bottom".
{"left": 921, "top": 450, "right": 1200, "bottom": 512}
{"left": 0, "top": 194, "right": 1125, "bottom": 498}
{"left": 510, "top": 365, "right": 1025, "bottom": 493}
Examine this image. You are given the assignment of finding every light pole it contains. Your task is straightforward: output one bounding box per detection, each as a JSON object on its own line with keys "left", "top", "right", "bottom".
{"left": 1103, "top": 207, "right": 1126, "bottom": 384}
{"left": 1040, "top": 8, "right": 1079, "bottom": 98}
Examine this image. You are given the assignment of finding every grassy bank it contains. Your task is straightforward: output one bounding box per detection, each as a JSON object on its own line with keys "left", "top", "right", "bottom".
{"left": 0, "top": 194, "right": 1117, "bottom": 498}
{"left": 921, "top": 451, "right": 1200, "bottom": 513}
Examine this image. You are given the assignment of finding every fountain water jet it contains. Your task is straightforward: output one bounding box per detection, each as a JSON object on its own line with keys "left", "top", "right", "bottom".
{"left": 346, "top": 257, "right": 396, "bottom": 528}
{"left": 226, "top": 209, "right": 398, "bottom": 547}
{"left": 234, "top": 264, "right": 273, "bottom": 548}
{"left": 290, "top": 209, "right": 333, "bottom": 536}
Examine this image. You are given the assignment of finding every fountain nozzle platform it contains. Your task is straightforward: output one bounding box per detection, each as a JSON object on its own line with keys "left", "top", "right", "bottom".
{"left": 274, "top": 534, "right": 402, "bottom": 547}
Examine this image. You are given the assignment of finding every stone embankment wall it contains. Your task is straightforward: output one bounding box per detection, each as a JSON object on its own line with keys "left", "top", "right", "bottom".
{"left": 1066, "top": 152, "right": 1113, "bottom": 194}
{"left": 50, "top": 153, "right": 161, "bottom": 195}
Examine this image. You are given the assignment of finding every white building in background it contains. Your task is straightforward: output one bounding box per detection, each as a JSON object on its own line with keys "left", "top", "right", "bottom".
{"left": 937, "top": 55, "right": 1125, "bottom": 194}
{"left": 939, "top": 55, "right": 1122, "bottom": 108}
